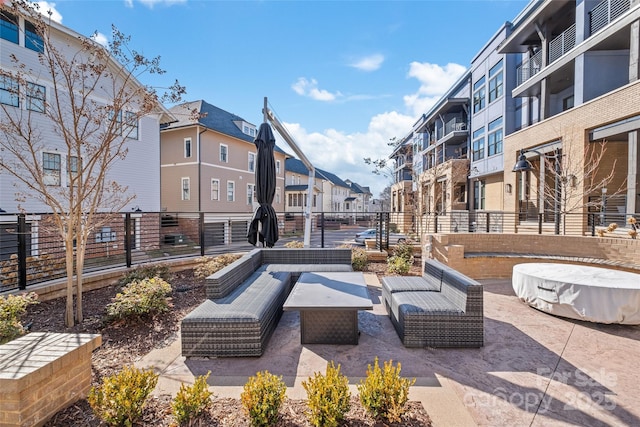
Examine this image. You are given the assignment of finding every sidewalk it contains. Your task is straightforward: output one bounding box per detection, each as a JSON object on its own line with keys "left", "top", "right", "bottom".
{"left": 137, "top": 277, "right": 640, "bottom": 426}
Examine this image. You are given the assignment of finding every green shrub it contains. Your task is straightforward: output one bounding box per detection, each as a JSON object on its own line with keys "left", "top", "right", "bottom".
{"left": 106, "top": 276, "right": 172, "bottom": 320}
{"left": 392, "top": 239, "right": 415, "bottom": 263}
{"left": 241, "top": 370, "right": 287, "bottom": 427}
{"left": 386, "top": 255, "right": 411, "bottom": 275}
{"left": 0, "top": 292, "right": 38, "bottom": 344}
{"left": 88, "top": 365, "right": 158, "bottom": 426}
{"left": 194, "top": 253, "right": 242, "bottom": 279}
{"left": 302, "top": 362, "right": 351, "bottom": 427}
{"left": 171, "top": 371, "right": 213, "bottom": 424}
{"left": 357, "top": 357, "right": 415, "bottom": 423}
{"left": 118, "top": 264, "right": 171, "bottom": 286}
{"left": 351, "top": 246, "right": 368, "bottom": 271}
{"left": 284, "top": 240, "right": 304, "bottom": 248}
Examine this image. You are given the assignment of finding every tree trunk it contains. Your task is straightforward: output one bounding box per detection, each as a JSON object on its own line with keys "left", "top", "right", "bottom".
{"left": 64, "top": 238, "right": 75, "bottom": 327}
{"left": 75, "top": 242, "right": 85, "bottom": 324}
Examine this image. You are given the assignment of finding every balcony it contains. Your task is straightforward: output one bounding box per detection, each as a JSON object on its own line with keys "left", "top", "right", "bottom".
{"left": 516, "top": 50, "right": 542, "bottom": 86}
{"left": 549, "top": 23, "right": 576, "bottom": 64}
{"left": 590, "top": 0, "right": 631, "bottom": 35}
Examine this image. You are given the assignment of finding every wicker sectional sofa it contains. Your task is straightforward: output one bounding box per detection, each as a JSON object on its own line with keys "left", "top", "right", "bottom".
{"left": 382, "top": 259, "right": 484, "bottom": 348}
{"left": 181, "top": 248, "right": 353, "bottom": 357}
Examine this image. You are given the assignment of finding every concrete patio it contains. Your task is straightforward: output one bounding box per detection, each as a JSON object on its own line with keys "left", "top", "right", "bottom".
{"left": 137, "top": 275, "right": 640, "bottom": 426}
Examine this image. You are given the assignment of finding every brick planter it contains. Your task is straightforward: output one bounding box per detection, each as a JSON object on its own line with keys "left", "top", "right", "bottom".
{"left": 0, "top": 332, "right": 101, "bottom": 427}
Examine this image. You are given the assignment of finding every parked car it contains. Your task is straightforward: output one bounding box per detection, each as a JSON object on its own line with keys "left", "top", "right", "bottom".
{"left": 354, "top": 228, "right": 407, "bottom": 245}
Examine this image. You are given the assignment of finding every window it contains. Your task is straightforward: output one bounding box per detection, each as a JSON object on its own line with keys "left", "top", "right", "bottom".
{"left": 0, "top": 76, "right": 19, "bottom": 107}
{"left": 26, "top": 83, "right": 45, "bottom": 112}
{"left": 313, "top": 194, "right": 317, "bottom": 207}
{"left": 220, "top": 144, "right": 228, "bottom": 162}
{"left": 472, "top": 128, "right": 485, "bottom": 161}
{"left": 123, "top": 111, "right": 138, "bottom": 139}
{"left": 184, "top": 138, "right": 192, "bottom": 158}
{"left": 248, "top": 152, "right": 255, "bottom": 172}
{"left": 227, "top": 181, "right": 234, "bottom": 202}
{"left": 276, "top": 187, "right": 281, "bottom": 204}
{"left": 563, "top": 95, "right": 574, "bottom": 111}
{"left": 68, "top": 156, "right": 79, "bottom": 186}
{"left": 276, "top": 160, "right": 281, "bottom": 174}
{"left": 24, "top": 20, "right": 43, "bottom": 52}
{"left": 181, "top": 177, "right": 190, "bottom": 200}
{"left": 0, "top": 11, "right": 18, "bottom": 44}
{"left": 474, "top": 180, "right": 486, "bottom": 210}
{"left": 211, "top": 179, "right": 219, "bottom": 200}
{"left": 488, "top": 60, "right": 503, "bottom": 103}
{"left": 243, "top": 125, "right": 256, "bottom": 137}
{"left": 43, "top": 152, "right": 61, "bottom": 186}
{"left": 247, "top": 184, "right": 255, "bottom": 205}
{"left": 487, "top": 117, "right": 503, "bottom": 156}
{"left": 473, "top": 76, "right": 486, "bottom": 113}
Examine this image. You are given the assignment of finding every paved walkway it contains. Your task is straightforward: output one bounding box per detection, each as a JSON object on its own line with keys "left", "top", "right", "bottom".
{"left": 137, "top": 276, "right": 640, "bottom": 426}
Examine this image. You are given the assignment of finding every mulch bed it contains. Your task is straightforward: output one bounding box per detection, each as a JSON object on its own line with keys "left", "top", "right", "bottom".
{"left": 23, "top": 261, "right": 430, "bottom": 426}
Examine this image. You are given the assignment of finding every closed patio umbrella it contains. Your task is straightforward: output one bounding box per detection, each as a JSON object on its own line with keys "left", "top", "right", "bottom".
{"left": 247, "top": 121, "right": 279, "bottom": 247}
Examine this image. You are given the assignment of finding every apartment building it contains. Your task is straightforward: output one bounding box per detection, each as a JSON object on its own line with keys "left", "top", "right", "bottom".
{"left": 283, "top": 157, "right": 357, "bottom": 214}
{"left": 344, "top": 180, "right": 373, "bottom": 215}
{"left": 500, "top": 0, "right": 640, "bottom": 234}
{"left": 160, "top": 100, "right": 287, "bottom": 214}
{"left": 391, "top": 0, "right": 639, "bottom": 236}
{"left": 0, "top": 7, "right": 171, "bottom": 214}
{"left": 0, "top": 4, "right": 173, "bottom": 261}
{"left": 284, "top": 157, "right": 323, "bottom": 214}
{"left": 388, "top": 133, "right": 415, "bottom": 232}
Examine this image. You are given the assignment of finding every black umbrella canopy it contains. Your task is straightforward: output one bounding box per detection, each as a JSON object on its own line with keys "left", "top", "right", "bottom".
{"left": 247, "top": 122, "right": 279, "bottom": 247}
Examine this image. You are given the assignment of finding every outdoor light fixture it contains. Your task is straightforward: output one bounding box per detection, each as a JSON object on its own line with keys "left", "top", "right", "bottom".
{"left": 512, "top": 148, "right": 562, "bottom": 235}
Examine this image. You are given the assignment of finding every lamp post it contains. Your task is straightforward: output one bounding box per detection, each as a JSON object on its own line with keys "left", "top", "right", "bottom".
{"left": 513, "top": 148, "right": 561, "bottom": 234}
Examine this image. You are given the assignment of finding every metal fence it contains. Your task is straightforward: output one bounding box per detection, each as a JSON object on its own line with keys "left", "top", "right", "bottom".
{"left": 0, "top": 210, "right": 379, "bottom": 292}
{"left": 0, "top": 209, "right": 636, "bottom": 292}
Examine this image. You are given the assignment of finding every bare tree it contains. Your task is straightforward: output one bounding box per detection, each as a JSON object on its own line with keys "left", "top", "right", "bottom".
{"left": 535, "top": 140, "right": 624, "bottom": 234}
{"left": 0, "top": 1, "right": 185, "bottom": 326}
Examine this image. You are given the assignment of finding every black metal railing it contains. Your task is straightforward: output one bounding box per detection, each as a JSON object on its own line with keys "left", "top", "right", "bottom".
{"left": 0, "top": 209, "right": 637, "bottom": 292}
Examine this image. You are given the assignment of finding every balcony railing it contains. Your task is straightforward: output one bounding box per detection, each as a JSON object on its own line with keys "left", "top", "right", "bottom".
{"left": 516, "top": 50, "right": 542, "bottom": 86}
{"left": 590, "top": 0, "right": 630, "bottom": 35}
{"left": 444, "top": 118, "right": 467, "bottom": 135}
{"left": 549, "top": 23, "right": 576, "bottom": 64}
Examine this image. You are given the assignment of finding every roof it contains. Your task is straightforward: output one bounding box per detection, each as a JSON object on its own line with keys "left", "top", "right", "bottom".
{"left": 285, "top": 185, "right": 309, "bottom": 191}
{"left": 161, "top": 100, "right": 287, "bottom": 154}
{"left": 346, "top": 181, "right": 371, "bottom": 195}
{"left": 162, "top": 100, "right": 255, "bottom": 142}
{"left": 345, "top": 197, "right": 356, "bottom": 201}
{"left": 285, "top": 158, "right": 349, "bottom": 188}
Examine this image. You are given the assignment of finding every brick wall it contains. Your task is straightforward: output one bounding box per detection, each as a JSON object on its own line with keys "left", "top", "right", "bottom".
{"left": 0, "top": 333, "right": 101, "bottom": 427}
{"left": 430, "top": 233, "right": 640, "bottom": 279}
{"left": 504, "top": 80, "right": 640, "bottom": 229}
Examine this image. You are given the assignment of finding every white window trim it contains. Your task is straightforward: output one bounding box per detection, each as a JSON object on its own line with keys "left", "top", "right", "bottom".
{"left": 247, "top": 183, "right": 255, "bottom": 205}
{"left": 184, "top": 137, "right": 192, "bottom": 158}
{"left": 42, "top": 151, "right": 61, "bottom": 186}
{"left": 181, "top": 177, "right": 190, "bottom": 201}
{"left": 227, "top": 180, "right": 235, "bottom": 202}
{"left": 220, "top": 144, "right": 228, "bottom": 163}
{"left": 211, "top": 178, "right": 220, "bottom": 201}
{"left": 248, "top": 152, "right": 256, "bottom": 172}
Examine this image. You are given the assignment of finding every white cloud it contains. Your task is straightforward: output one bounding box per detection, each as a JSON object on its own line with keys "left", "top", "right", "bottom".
{"left": 275, "top": 111, "right": 414, "bottom": 197}
{"left": 349, "top": 54, "right": 384, "bottom": 72}
{"left": 292, "top": 78, "right": 342, "bottom": 102}
{"left": 404, "top": 61, "right": 467, "bottom": 116}
{"left": 91, "top": 32, "right": 109, "bottom": 47}
{"left": 35, "top": 1, "right": 63, "bottom": 23}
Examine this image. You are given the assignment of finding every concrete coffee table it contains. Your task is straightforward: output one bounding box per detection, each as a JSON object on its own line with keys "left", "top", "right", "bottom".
{"left": 283, "top": 272, "right": 373, "bottom": 344}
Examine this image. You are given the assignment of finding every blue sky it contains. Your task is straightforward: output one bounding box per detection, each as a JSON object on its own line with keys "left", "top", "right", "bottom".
{"left": 39, "top": 0, "right": 529, "bottom": 197}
